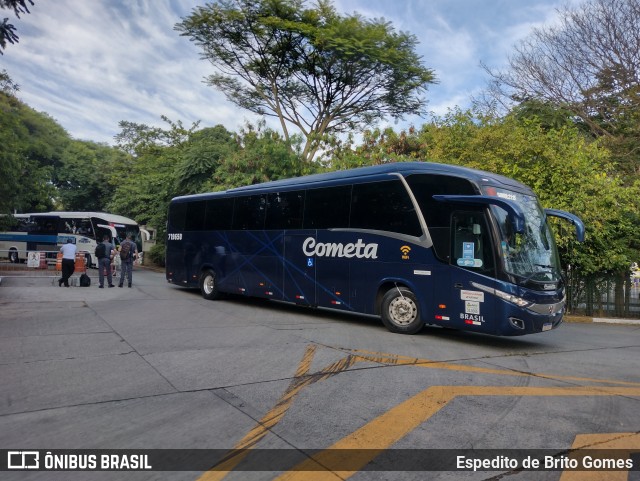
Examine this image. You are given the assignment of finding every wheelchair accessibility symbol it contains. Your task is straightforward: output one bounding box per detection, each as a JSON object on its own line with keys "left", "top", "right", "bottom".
{"left": 307, "top": 258, "right": 314, "bottom": 267}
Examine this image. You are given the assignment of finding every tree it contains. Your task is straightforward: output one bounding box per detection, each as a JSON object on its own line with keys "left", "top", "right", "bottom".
{"left": 333, "top": 109, "right": 640, "bottom": 284}
{"left": 175, "top": 125, "right": 237, "bottom": 194}
{"left": 0, "top": 0, "right": 33, "bottom": 54}
{"left": 55, "top": 140, "right": 128, "bottom": 211}
{"left": 483, "top": 0, "right": 640, "bottom": 177}
{"left": 212, "top": 121, "right": 316, "bottom": 190}
{"left": 110, "top": 118, "right": 197, "bottom": 229}
{"left": 0, "top": 68, "right": 19, "bottom": 93}
{"left": 0, "top": 81, "right": 70, "bottom": 213}
{"left": 176, "top": 0, "right": 435, "bottom": 163}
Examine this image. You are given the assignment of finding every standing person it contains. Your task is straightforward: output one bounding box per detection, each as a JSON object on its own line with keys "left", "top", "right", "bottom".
{"left": 118, "top": 234, "right": 138, "bottom": 288}
{"left": 96, "top": 234, "right": 115, "bottom": 288}
{"left": 58, "top": 239, "right": 77, "bottom": 287}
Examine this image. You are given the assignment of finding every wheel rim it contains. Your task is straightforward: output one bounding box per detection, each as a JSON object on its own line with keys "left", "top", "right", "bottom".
{"left": 203, "top": 274, "right": 215, "bottom": 295}
{"left": 9, "top": 251, "right": 18, "bottom": 263}
{"left": 388, "top": 296, "right": 418, "bottom": 326}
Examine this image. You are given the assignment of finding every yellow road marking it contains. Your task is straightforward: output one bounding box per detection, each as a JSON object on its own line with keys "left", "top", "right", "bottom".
{"left": 197, "top": 344, "right": 640, "bottom": 480}
{"left": 197, "top": 344, "right": 318, "bottom": 480}
{"left": 559, "top": 432, "right": 640, "bottom": 481}
{"left": 275, "top": 386, "right": 640, "bottom": 481}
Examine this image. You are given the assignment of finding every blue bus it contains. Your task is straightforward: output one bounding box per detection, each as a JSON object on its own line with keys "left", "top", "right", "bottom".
{"left": 166, "top": 162, "right": 584, "bottom": 336}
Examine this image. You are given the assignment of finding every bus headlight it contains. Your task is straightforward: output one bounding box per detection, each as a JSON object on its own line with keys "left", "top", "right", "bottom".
{"left": 493, "top": 289, "right": 532, "bottom": 307}
{"left": 470, "top": 282, "right": 532, "bottom": 308}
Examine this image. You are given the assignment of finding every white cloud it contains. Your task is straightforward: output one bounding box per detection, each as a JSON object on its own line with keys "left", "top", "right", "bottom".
{"left": 2, "top": 0, "right": 585, "bottom": 144}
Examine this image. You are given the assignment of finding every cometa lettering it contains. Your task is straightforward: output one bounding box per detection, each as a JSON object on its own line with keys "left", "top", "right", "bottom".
{"left": 303, "top": 237, "right": 378, "bottom": 259}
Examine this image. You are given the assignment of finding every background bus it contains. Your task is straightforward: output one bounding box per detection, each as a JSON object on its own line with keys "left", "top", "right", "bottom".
{"left": 165, "top": 162, "right": 584, "bottom": 336}
{"left": 0, "top": 214, "right": 31, "bottom": 263}
{"left": 1, "top": 211, "right": 146, "bottom": 267}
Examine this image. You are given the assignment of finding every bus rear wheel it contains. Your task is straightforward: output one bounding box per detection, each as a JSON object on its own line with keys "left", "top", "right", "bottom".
{"left": 380, "top": 287, "right": 423, "bottom": 334}
{"left": 200, "top": 269, "right": 222, "bottom": 300}
{"left": 8, "top": 249, "right": 19, "bottom": 263}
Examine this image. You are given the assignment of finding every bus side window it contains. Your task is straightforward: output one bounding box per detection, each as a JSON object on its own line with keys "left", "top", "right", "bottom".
{"left": 351, "top": 180, "right": 421, "bottom": 236}
{"left": 169, "top": 203, "right": 187, "bottom": 231}
{"left": 232, "top": 195, "right": 266, "bottom": 230}
{"left": 451, "top": 211, "right": 494, "bottom": 273}
{"left": 205, "top": 198, "right": 234, "bottom": 230}
{"left": 265, "top": 191, "right": 304, "bottom": 230}
{"left": 303, "top": 186, "right": 351, "bottom": 229}
{"left": 185, "top": 200, "right": 206, "bottom": 231}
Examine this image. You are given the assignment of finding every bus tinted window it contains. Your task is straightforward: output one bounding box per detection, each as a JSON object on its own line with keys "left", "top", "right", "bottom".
{"left": 31, "top": 216, "right": 58, "bottom": 233}
{"left": 169, "top": 203, "right": 187, "bottom": 231}
{"left": 303, "top": 185, "right": 351, "bottom": 229}
{"left": 406, "top": 174, "right": 477, "bottom": 225}
{"left": 406, "top": 174, "right": 477, "bottom": 261}
{"left": 351, "top": 180, "right": 421, "bottom": 236}
{"left": 265, "top": 191, "right": 304, "bottom": 230}
{"left": 204, "top": 198, "right": 234, "bottom": 230}
{"left": 185, "top": 200, "right": 207, "bottom": 231}
{"left": 233, "top": 195, "right": 266, "bottom": 230}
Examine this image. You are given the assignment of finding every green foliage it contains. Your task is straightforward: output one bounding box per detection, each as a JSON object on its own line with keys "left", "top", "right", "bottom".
{"left": 0, "top": 0, "right": 33, "bottom": 54}
{"left": 175, "top": 125, "right": 237, "bottom": 194}
{"left": 211, "top": 121, "right": 316, "bottom": 190}
{"left": 55, "top": 140, "right": 128, "bottom": 211}
{"left": 147, "top": 243, "right": 166, "bottom": 267}
{"left": 0, "top": 86, "right": 70, "bottom": 214}
{"left": 332, "top": 108, "right": 640, "bottom": 277}
{"left": 176, "top": 0, "right": 435, "bottom": 163}
{"left": 108, "top": 118, "right": 312, "bottom": 248}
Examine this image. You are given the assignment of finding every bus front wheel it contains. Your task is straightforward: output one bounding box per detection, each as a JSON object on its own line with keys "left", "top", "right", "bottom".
{"left": 8, "top": 249, "right": 19, "bottom": 263}
{"left": 200, "top": 269, "right": 222, "bottom": 300}
{"left": 380, "top": 287, "right": 423, "bottom": 334}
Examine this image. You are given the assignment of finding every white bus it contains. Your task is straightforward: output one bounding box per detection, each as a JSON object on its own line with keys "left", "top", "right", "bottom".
{"left": 1, "top": 211, "right": 148, "bottom": 267}
{"left": 0, "top": 214, "right": 31, "bottom": 263}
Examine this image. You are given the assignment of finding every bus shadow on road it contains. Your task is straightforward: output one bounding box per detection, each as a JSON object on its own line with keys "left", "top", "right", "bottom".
{"left": 179, "top": 287, "right": 548, "bottom": 351}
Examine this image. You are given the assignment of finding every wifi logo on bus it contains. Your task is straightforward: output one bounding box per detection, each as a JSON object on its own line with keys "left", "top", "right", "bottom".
{"left": 400, "top": 245, "right": 411, "bottom": 260}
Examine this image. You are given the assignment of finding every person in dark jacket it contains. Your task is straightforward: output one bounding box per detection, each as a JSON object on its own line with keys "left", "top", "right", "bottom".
{"left": 97, "top": 235, "right": 115, "bottom": 288}
{"left": 118, "top": 234, "right": 138, "bottom": 288}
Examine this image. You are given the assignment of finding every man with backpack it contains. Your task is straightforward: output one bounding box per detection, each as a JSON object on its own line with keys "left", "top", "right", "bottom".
{"left": 95, "top": 234, "right": 115, "bottom": 288}
{"left": 118, "top": 233, "right": 138, "bottom": 288}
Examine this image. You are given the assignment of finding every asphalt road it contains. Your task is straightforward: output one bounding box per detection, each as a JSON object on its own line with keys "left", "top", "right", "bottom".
{"left": 1, "top": 268, "right": 639, "bottom": 481}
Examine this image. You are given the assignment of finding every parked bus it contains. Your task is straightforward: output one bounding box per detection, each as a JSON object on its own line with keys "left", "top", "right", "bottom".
{"left": 1, "top": 212, "right": 146, "bottom": 267}
{"left": 166, "top": 162, "right": 584, "bottom": 336}
{"left": 0, "top": 214, "right": 31, "bottom": 263}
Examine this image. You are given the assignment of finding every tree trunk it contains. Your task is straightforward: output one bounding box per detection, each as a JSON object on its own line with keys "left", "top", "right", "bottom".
{"left": 614, "top": 271, "right": 625, "bottom": 318}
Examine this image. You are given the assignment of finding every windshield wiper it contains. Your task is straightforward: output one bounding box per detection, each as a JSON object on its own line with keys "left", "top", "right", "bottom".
{"left": 513, "top": 266, "right": 556, "bottom": 285}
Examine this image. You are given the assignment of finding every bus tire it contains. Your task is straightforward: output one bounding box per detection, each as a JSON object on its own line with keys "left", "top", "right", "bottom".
{"left": 380, "top": 287, "right": 423, "bottom": 334}
{"left": 200, "top": 269, "right": 222, "bottom": 300}
{"left": 8, "top": 249, "right": 19, "bottom": 263}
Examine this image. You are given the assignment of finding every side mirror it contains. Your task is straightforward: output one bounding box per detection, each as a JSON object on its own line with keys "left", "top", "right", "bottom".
{"left": 544, "top": 209, "right": 585, "bottom": 242}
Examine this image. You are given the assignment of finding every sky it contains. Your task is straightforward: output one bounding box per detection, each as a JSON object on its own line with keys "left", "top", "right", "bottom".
{"left": 0, "top": 0, "right": 583, "bottom": 145}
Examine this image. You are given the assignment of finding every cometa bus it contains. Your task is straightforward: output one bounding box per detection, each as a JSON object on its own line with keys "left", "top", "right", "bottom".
{"left": 166, "top": 162, "right": 584, "bottom": 336}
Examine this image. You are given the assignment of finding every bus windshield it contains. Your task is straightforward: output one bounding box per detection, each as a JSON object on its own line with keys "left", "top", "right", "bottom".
{"left": 487, "top": 188, "right": 562, "bottom": 285}
{"left": 93, "top": 217, "right": 141, "bottom": 246}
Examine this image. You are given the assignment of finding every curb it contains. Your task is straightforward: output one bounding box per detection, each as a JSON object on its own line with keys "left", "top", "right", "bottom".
{"left": 592, "top": 317, "right": 640, "bottom": 325}
{"left": 565, "top": 315, "right": 640, "bottom": 326}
